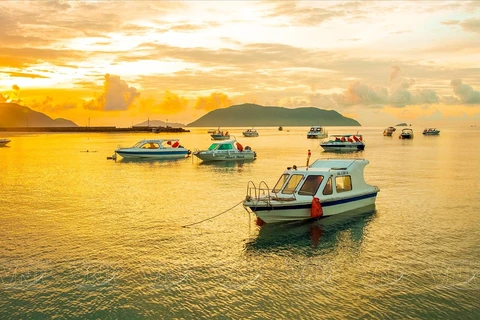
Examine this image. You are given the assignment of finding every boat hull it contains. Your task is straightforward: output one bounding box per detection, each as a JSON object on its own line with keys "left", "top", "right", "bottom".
{"left": 211, "top": 134, "right": 230, "bottom": 140}
{"left": 321, "top": 143, "right": 365, "bottom": 151}
{"left": 115, "top": 149, "right": 189, "bottom": 159}
{"left": 307, "top": 134, "right": 328, "bottom": 139}
{"left": 244, "top": 191, "right": 378, "bottom": 223}
{"left": 243, "top": 133, "right": 258, "bottom": 137}
{"left": 194, "top": 150, "right": 256, "bottom": 161}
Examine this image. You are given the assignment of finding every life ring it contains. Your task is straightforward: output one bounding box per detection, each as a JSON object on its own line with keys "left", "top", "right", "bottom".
{"left": 311, "top": 197, "right": 323, "bottom": 218}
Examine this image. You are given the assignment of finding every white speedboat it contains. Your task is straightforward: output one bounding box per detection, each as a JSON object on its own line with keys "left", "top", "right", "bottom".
{"left": 422, "top": 128, "right": 440, "bottom": 135}
{"left": 243, "top": 159, "right": 379, "bottom": 224}
{"left": 210, "top": 129, "right": 230, "bottom": 140}
{"left": 0, "top": 138, "right": 11, "bottom": 147}
{"left": 193, "top": 139, "right": 256, "bottom": 161}
{"left": 243, "top": 128, "right": 259, "bottom": 137}
{"left": 114, "top": 139, "right": 190, "bottom": 159}
{"left": 307, "top": 126, "right": 328, "bottom": 139}
{"left": 320, "top": 134, "right": 365, "bottom": 151}
{"left": 399, "top": 128, "right": 414, "bottom": 139}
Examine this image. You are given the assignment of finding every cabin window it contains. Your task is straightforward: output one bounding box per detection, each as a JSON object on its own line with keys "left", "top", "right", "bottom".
{"left": 141, "top": 142, "right": 159, "bottom": 149}
{"left": 298, "top": 175, "right": 324, "bottom": 195}
{"left": 323, "top": 177, "right": 333, "bottom": 195}
{"left": 335, "top": 176, "right": 352, "bottom": 193}
{"left": 282, "top": 174, "right": 303, "bottom": 194}
{"left": 272, "top": 174, "right": 289, "bottom": 193}
{"left": 218, "top": 144, "right": 233, "bottom": 150}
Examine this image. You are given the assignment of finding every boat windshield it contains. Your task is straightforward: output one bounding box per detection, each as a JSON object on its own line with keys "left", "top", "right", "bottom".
{"left": 282, "top": 174, "right": 303, "bottom": 194}
{"left": 208, "top": 143, "right": 233, "bottom": 150}
{"left": 298, "top": 175, "right": 324, "bottom": 195}
{"left": 132, "top": 141, "right": 144, "bottom": 148}
{"left": 272, "top": 174, "right": 289, "bottom": 193}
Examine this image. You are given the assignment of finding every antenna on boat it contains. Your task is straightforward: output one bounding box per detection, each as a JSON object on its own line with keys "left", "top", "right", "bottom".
{"left": 306, "top": 149, "right": 311, "bottom": 169}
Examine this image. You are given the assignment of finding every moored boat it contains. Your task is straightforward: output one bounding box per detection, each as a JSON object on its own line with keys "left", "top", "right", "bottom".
{"left": 383, "top": 127, "right": 396, "bottom": 136}
{"left": 399, "top": 128, "right": 414, "bottom": 139}
{"left": 114, "top": 139, "right": 190, "bottom": 159}
{"left": 243, "top": 158, "right": 379, "bottom": 223}
{"left": 422, "top": 128, "right": 440, "bottom": 135}
{"left": 307, "top": 126, "right": 328, "bottom": 139}
{"left": 320, "top": 134, "right": 365, "bottom": 152}
{"left": 0, "top": 138, "right": 11, "bottom": 147}
{"left": 243, "top": 128, "right": 259, "bottom": 137}
{"left": 210, "top": 129, "right": 230, "bottom": 140}
{"left": 193, "top": 138, "right": 256, "bottom": 162}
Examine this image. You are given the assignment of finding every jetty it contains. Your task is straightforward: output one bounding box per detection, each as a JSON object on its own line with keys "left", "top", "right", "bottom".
{"left": 0, "top": 126, "right": 190, "bottom": 133}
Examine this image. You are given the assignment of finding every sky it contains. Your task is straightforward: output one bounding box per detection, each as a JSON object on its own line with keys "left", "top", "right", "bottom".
{"left": 1, "top": 0, "right": 480, "bottom": 127}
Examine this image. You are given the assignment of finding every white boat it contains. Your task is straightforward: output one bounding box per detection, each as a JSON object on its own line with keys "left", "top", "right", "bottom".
{"left": 307, "top": 126, "right": 328, "bottom": 139}
{"left": 243, "top": 159, "right": 379, "bottom": 224}
{"left": 399, "top": 128, "right": 414, "bottom": 139}
{"left": 320, "top": 134, "right": 365, "bottom": 151}
{"left": 422, "top": 128, "right": 440, "bottom": 135}
{"left": 193, "top": 139, "right": 256, "bottom": 162}
{"left": 114, "top": 139, "right": 190, "bottom": 159}
{"left": 243, "top": 128, "right": 259, "bottom": 137}
{"left": 0, "top": 138, "right": 11, "bottom": 147}
{"left": 210, "top": 129, "right": 230, "bottom": 140}
{"left": 383, "top": 127, "right": 396, "bottom": 136}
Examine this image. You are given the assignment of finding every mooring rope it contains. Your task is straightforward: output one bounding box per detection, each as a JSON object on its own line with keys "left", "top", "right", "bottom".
{"left": 181, "top": 199, "right": 244, "bottom": 228}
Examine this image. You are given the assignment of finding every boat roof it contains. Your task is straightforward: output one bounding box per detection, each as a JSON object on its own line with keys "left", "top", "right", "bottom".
{"left": 210, "top": 139, "right": 237, "bottom": 144}
{"left": 308, "top": 158, "right": 367, "bottom": 170}
{"left": 137, "top": 139, "right": 180, "bottom": 143}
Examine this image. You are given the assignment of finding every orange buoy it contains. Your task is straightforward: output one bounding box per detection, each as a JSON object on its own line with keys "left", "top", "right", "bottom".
{"left": 311, "top": 197, "right": 323, "bottom": 218}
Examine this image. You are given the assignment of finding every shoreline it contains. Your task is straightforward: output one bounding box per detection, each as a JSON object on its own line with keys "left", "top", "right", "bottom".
{"left": 0, "top": 126, "right": 190, "bottom": 133}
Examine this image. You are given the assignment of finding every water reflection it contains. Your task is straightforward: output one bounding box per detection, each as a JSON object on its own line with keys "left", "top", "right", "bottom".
{"left": 115, "top": 157, "right": 190, "bottom": 164}
{"left": 245, "top": 205, "right": 376, "bottom": 253}
{"left": 195, "top": 159, "right": 255, "bottom": 168}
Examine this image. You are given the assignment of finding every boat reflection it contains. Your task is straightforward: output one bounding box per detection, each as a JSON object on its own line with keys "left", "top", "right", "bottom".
{"left": 196, "top": 159, "right": 255, "bottom": 168}
{"left": 245, "top": 205, "right": 376, "bottom": 252}
{"left": 115, "top": 157, "right": 189, "bottom": 164}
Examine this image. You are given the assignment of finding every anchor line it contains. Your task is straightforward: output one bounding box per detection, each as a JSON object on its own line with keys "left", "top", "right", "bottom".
{"left": 181, "top": 200, "right": 244, "bottom": 228}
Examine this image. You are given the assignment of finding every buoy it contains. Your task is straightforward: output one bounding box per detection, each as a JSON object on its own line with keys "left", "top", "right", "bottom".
{"left": 311, "top": 197, "right": 323, "bottom": 218}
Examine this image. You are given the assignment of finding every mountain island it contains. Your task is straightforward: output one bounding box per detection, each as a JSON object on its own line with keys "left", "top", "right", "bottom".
{"left": 187, "top": 103, "right": 360, "bottom": 127}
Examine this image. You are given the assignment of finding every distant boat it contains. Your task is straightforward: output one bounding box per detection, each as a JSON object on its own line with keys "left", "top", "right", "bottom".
{"left": 422, "top": 128, "right": 440, "bottom": 135}
{"left": 399, "top": 128, "right": 414, "bottom": 139}
{"left": 383, "top": 127, "right": 396, "bottom": 136}
{"left": 0, "top": 138, "right": 11, "bottom": 147}
{"left": 243, "top": 128, "right": 259, "bottom": 137}
{"left": 210, "top": 129, "right": 230, "bottom": 140}
{"left": 278, "top": 126, "right": 283, "bottom": 131}
{"left": 307, "top": 126, "right": 328, "bottom": 139}
{"left": 320, "top": 134, "right": 365, "bottom": 152}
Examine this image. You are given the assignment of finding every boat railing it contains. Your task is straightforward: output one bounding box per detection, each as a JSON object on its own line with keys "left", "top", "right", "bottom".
{"left": 245, "top": 181, "right": 296, "bottom": 204}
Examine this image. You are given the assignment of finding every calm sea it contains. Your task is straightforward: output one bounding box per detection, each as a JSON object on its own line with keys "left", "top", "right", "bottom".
{"left": 1, "top": 126, "right": 479, "bottom": 319}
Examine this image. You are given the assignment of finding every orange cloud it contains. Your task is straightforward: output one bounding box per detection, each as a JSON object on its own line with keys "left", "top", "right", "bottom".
{"left": 156, "top": 90, "right": 188, "bottom": 115}
{"left": 194, "top": 92, "right": 231, "bottom": 111}
{"left": 82, "top": 74, "right": 140, "bottom": 111}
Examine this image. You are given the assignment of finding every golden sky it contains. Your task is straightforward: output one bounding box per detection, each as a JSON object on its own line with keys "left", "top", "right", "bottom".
{"left": 1, "top": 0, "right": 480, "bottom": 127}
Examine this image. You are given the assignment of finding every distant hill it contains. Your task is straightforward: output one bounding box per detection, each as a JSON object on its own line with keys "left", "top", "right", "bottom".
{"left": 134, "top": 119, "right": 185, "bottom": 127}
{"left": 187, "top": 103, "right": 360, "bottom": 127}
{"left": 0, "top": 103, "right": 78, "bottom": 127}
